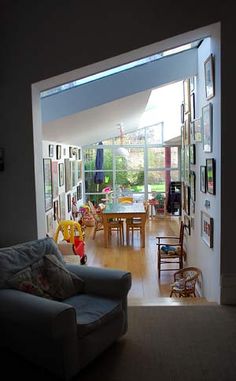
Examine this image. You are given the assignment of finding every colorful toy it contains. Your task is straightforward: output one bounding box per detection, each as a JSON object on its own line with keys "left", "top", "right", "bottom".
{"left": 54, "top": 220, "right": 87, "bottom": 265}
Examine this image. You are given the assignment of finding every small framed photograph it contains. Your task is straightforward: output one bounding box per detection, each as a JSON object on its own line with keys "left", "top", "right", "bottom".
{"left": 53, "top": 200, "right": 59, "bottom": 221}
{"left": 43, "top": 158, "right": 53, "bottom": 212}
{"left": 190, "top": 171, "right": 196, "bottom": 201}
{"left": 202, "top": 103, "right": 213, "bottom": 152}
{"left": 46, "top": 210, "right": 54, "bottom": 236}
{"left": 184, "top": 184, "right": 190, "bottom": 215}
{"left": 184, "top": 146, "right": 190, "bottom": 184}
{"left": 184, "top": 113, "right": 190, "bottom": 145}
{"left": 201, "top": 211, "right": 213, "bottom": 248}
{"left": 180, "top": 103, "right": 184, "bottom": 124}
{"left": 67, "top": 193, "right": 71, "bottom": 213}
{"left": 77, "top": 183, "right": 82, "bottom": 200}
{"left": 189, "top": 144, "right": 196, "bottom": 165}
{"left": 193, "top": 118, "right": 202, "bottom": 142}
{"left": 49, "top": 144, "right": 54, "bottom": 158}
{"left": 56, "top": 145, "right": 61, "bottom": 160}
{"left": 204, "top": 54, "right": 215, "bottom": 100}
{"left": 58, "top": 162, "right": 64, "bottom": 187}
{"left": 190, "top": 92, "right": 195, "bottom": 121}
{"left": 206, "top": 158, "right": 216, "bottom": 195}
{"left": 183, "top": 78, "right": 190, "bottom": 114}
{"left": 69, "top": 147, "right": 73, "bottom": 158}
{"left": 184, "top": 214, "right": 191, "bottom": 236}
{"left": 200, "top": 166, "right": 206, "bottom": 193}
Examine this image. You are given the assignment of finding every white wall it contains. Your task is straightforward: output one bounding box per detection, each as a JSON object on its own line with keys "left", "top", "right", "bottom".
{"left": 42, "top": 140, "right": 84, "bottom": 237}
{"left": 184, "top": 28, "right": 221, "bottom": 302}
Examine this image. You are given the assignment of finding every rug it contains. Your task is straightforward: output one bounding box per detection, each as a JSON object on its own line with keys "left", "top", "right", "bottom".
{"left": 1, "top": 305, "right": 236, "bottom": 380}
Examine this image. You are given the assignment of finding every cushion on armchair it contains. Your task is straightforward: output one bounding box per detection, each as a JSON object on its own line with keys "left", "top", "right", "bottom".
{"left": 7, "top": 254, "right": 84, "bottom": 300}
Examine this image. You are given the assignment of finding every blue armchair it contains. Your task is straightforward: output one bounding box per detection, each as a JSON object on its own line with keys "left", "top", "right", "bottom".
{"left": 0, "top": 237, "right": 132, "bottom": 380}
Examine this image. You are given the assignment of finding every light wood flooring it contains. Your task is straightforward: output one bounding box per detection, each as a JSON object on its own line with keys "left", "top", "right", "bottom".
{"left": 63, "top": 215, "right": 214, "bottom": 306}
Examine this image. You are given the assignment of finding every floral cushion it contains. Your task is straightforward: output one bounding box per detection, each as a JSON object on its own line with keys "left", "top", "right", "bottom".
{"left": 7, "top": 254, "right": 84, "bottom": 300}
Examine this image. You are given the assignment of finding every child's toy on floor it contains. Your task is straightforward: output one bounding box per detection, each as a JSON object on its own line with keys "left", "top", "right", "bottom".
{"left": 54, "top": 220, "right": 87, "bottom": 265}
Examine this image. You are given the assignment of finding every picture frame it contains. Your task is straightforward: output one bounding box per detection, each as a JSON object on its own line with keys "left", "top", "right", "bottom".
{"left": 184, "top": 184, "right": 190, "bottom": 215}
{"left": 49, "top": 144, "right": 54, "bottom": 158}
{"left": 77, "top": 183, "right": 82, "bottom": 200}
{"left": 67, "top": 193, "right": 71, "bottom": 212}
{"left": 180, "top": 102, "right": 184, "bottom": 124}
{"left": 51, "top": 161, "right": 58, "bottom": 199}
{"left": 201, "top": 211, "right": 213, "bottom": 248}
{"left": 200, "top": 166, "right": 207, "bottom": 193}
{"left": 190, "top": 92, "right": 195, "bottom": 121}
{"left": 184, "top": 214, "right": 191, "bottom": 236}
{"left": 58, "top": 162, "right": 64, "bottom": 187}
{"left": 53, "top": 200, "right": 59, "bottom": 221}
{"left": 56, "top": 145, "right": 61, "bottom": 160}
{"left": 59, "top": 193, "right": 65, "bottom": 220}
{"left": 193, "top": 118, "right": 202, "bottom": 142}
{"left": 183, "top": 78, "right": 190, "bottom": 114}
{"left": 206, "top": 158, "right": 216, "bottom": 195}
{"left": 184, "top": 113, "right": 190, "bottom": 145}
{"left": 189, "top": 144, "right": 196, "bottom": 165}
{"left": 43, "top": 158, "right": 53, "bottom": 211}
{"left": 64, "top": 159, "right": 72, "bottom": 192}
{"left": 190, "top": 171, "right": 196, "bottom": 201}
{"left": 204, "top": 54, "right": 215, "bottom": 100}
{"left": 46, "top": 210, "right": 54, "bottom": 236}
{"left": 202, "top": 103, "right": 213, "bottom": 152}
{"left": 184, "top": 146, "right": 190, "bottom": 183}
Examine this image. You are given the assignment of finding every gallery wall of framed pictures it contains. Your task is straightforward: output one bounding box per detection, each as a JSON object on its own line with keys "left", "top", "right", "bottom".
{"left": 42, "top": 141, "right": 83, "bottom": 236}
{"left": 180, "top": 51, "right": 216, "bottom": 247}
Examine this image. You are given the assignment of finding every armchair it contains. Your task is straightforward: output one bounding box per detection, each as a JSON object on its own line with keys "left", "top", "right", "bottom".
{"left": 0, "top": 237, "right": 131, "bottom": 380}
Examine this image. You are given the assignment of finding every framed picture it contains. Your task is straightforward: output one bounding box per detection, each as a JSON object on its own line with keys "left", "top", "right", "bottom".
{"left": 184, "top": 146, "right": 190, "bottom": 183}
{"left": 190, "top": 92, "right": 195, "bottom": 121}
{"left": 180, "top": 103, "right": 184, "bottom": 124}
{"left": 201, "top": 211, "right": 213, "bottom": 248}
{"left": 77, "top": 160, "right": 82, "bottom": 180}
{"left": 59, "top": 162, "right": 64, "bottom": 186}
{"left": 59, "top": 193, "right": 65, "bottom": 220}
{"left": 46, "top": 210, "right": 54, "bottom": 236}
{"left": 183, "top": 78, "right": 190, "bottom": 114}
{"left": 49, "top": 144, "right": 54, "bottom": 158}
{"left": 190, "top": 171, "right": 196, "bottom": 201}
{"left": 202, "top": 103, "right": 213, "bottom": 152}
{"left": 56, "top": 145, "right": 61, "bottom": 160}
{"left": 77, "top": 183, "right": 82, "bottom": 200}
{"left": 189, "top": 144, "right": 196, "bottom": 164}
{"left": 67, "top": 193, "right": 71, "bottom": 212}
{"left": 71, "top": 160, "right": 78, "bottom": 187}
{"left": 52, "top": 161, "right": 58, "bottom": 199}
{"left": 193, "top": 118, "right": 202, "bottom": 142}
{"left": 204, "top": 54, "right": 215, "bottom": 100}
{"left": 200, "top": 166, "right": 206, "bottom": 193}
{"left": 43, "top": 158, "right": 53, "bottom": 211}
{"left": 206, "top": 158, "right": 216, "bottom": 195}
{"left": 69, "top": 147, "right": 73, "bottom": 158}
{"left": 184, "top": 184, "right": 190, "bottom": 215}
{"left": 64, "top": 159, "right": 72, "bottom": 192}
{"left": 184, "top": 214, "right": 191, "bottom": 236}
{"left": 190, "top": 76, "right": 196, "bottom": 92}
{"left": 53, "top": 200, "right": 59, "bottom": 221}
{"left": 184, "top": 113, "right": 190, "bottom": 145}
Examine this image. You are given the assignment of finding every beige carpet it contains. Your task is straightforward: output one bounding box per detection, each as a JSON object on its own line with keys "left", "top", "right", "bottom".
{"left": 1, "top": 305, "right": 236, "bottom": 380}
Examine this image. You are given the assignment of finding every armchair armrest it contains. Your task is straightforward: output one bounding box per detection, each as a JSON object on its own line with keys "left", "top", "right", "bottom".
{"left": 0, "top": 289, "right": 76, "bottom": 339}
{"left": 65, "top": 264, "right": 132, "bottom": 299}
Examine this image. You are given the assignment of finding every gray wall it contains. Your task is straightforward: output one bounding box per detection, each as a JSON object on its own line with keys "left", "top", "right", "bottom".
{"left": 1, "top": 0, "right": 235, "bottom": 301}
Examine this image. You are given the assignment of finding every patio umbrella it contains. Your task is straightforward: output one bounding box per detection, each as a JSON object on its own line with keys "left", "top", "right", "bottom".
{"left": 94, "top": 141, "right": 104, "bottom": 191}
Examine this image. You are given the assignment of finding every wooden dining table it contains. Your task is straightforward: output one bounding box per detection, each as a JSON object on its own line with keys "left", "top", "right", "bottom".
{"left": 102, "top": 202, "right": 146, "bottom": 248}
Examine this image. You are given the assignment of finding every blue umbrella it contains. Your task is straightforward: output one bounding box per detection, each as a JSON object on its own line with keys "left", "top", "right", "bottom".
{"left": 94, "top": 142, "right": 104, "bottom": 190}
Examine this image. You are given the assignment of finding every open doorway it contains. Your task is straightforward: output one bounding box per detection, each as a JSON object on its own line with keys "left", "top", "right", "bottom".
{"left": 32, "top": 22, "right": 221, "bottom": 304}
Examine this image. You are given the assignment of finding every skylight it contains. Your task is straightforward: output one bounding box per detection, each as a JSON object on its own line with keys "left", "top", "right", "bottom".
{"left": 40, "top": 39, "right": 201, "bottom": 99}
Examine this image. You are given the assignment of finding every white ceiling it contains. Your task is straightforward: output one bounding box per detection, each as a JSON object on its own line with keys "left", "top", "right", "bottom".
{"left": 41, "top": 47, "right": 198, "bottom": 147}
{"left": 42, "top": 89, "right": 152, "bottom": 146}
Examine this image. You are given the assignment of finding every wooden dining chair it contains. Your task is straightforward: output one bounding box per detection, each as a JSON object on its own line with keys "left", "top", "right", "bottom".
{"left": 118, "top": 196, "right": 134, "bottom": 203}
{"left": 156, "top": 221, "right": 185, "bottom": 278}
{"left": 126, "top": 201, "right": 148, "bottom": 245}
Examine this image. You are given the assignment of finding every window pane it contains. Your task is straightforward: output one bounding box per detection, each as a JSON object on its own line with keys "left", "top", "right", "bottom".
{"left": 171, "top": 147, "right": 179, "bottom": 168}
{"left": 146, "top": 124, "right": 163, "bottom": 144}
{"left": 84, "top": 171, "right": 113, "bottom": 193}
{"left": 115, "top": 148, "right": 144, "bottom": 170}
{"left": 114, "top": 129, "right": 145, "bottom": 145}
{"left": 116, "top": 171, "right": 144, "bottom": 193}
{"left": 148, "top": 148, "right": 165, "bottom": 168}
{"left": 147, "top": 171, "right": 165, "bottom": 192}
{"left": 170, "top": 169, "right": 180, "bottom": 182}
{"left": 84, "top": 148, "right": 112, "bottom": 170}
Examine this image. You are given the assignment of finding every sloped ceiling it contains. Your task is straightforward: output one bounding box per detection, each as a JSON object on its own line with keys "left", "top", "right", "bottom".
{"left": 41, "top": 48, "right": 198, "bottom": 146}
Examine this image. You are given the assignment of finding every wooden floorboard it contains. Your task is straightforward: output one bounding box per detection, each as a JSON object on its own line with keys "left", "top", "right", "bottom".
{"left": 63, "top": 215, "right": 212, "bottom": 306}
